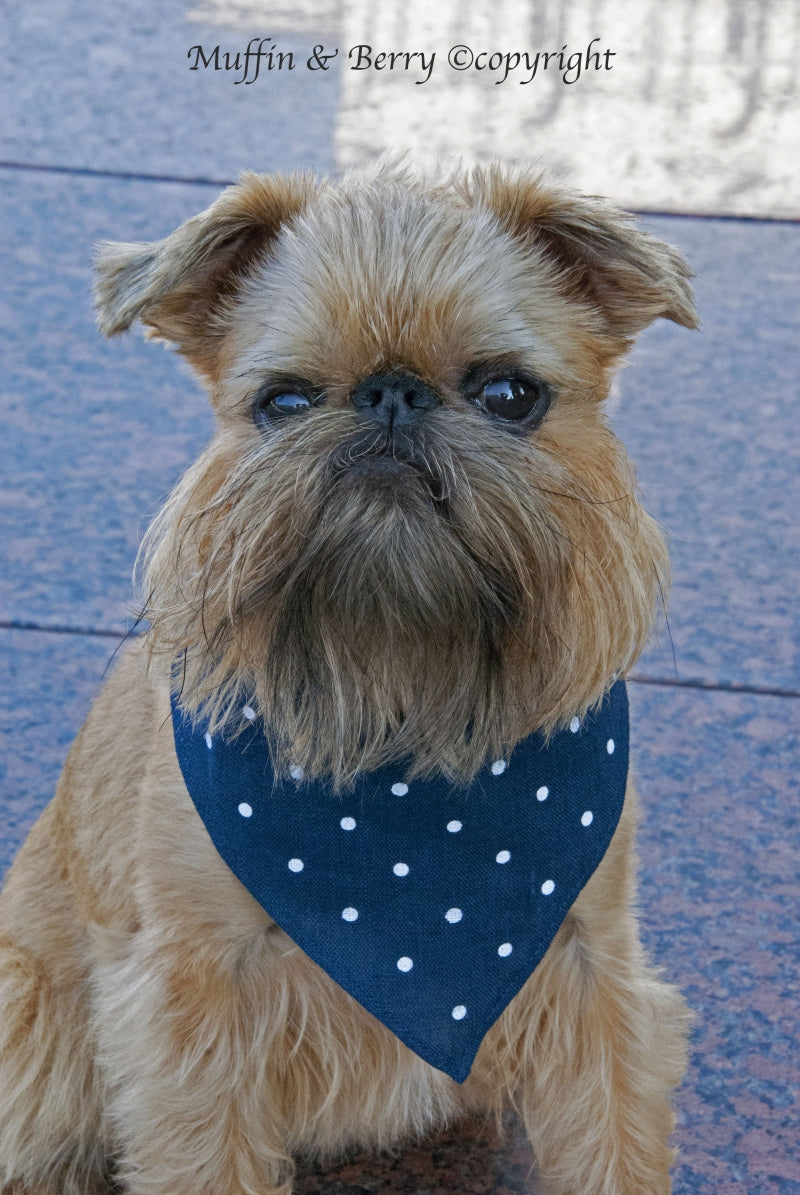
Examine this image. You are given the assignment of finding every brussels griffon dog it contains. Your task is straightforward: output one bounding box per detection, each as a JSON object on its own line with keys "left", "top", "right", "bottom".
{"left": 0, "top": 159, "right": 697, "bottom": 1195}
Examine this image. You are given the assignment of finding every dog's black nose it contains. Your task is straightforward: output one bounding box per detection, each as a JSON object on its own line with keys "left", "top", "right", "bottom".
{"left": 350, "top": 372, "right": 439, "bottom": 427}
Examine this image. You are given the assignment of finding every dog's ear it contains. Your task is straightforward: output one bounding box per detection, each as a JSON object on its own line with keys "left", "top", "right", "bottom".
{"left": 469, "top": 166, "right": 699, "bottom": 341}
{"left": 94, "top": 171, "right": 317, "bottom": 378}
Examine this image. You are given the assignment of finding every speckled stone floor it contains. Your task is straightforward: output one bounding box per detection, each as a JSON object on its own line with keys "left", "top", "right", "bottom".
{"left": 1, "top": 2, "right": 798, "bottom": 1192}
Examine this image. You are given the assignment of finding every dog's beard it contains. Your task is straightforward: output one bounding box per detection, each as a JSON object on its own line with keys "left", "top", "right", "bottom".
{"left": 140, "top": 409, "right": 665, "bottom": 785}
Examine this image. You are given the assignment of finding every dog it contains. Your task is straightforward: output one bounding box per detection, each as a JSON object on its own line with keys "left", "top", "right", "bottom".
{"left": 0, "top": 159, "right": 698, "bottom": 1195}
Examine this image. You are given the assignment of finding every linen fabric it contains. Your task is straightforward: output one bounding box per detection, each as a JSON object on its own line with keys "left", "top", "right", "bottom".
{"left": 171, "top": 681, "right": 629, "bottom": 1082}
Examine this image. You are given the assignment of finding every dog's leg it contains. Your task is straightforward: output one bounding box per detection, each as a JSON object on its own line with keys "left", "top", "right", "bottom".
{"left": 91, "top": 926, "right": 297, "bottom": 1195}
{"left": 0, "top": 808, "right": 110, "bottom": 1195}
{"left": 487, "top": 789, "right": 689, "bottom": 1195}
{"left": 0, "top": 938, "right": 107, "bottom": 1194}
{"left": 522, "top": 933, "right": 687, "bottom": 1195}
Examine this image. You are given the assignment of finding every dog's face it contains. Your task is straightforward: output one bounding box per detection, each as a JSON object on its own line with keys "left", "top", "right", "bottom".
{"left": 96, "top": 160, "right": 696, "bottom": 784}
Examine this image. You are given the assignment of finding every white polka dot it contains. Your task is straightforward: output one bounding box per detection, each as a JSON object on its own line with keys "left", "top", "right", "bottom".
{"left": 288, "top": 858, "right": 304, "bottom": 873}
{"left": 570, "top": 716, "right": 581, "bottom": 733}
{"left": 289, "top": 764, "right": 304, "bottom": 781}
{"left": 452, "top": 1005, "right": 467, "bottom": 1020}
{"left": 498, "top": 942, "right": 513, "bottom": 957}
{"left": 496, "top": 850, "right": 511, "bottom": 864}
{"left": 204, "top": 732, "right": 213, "bottom": 749}
{"left": 447, "top": 820, "right": 463, "bottom": 833}
{"left": 242, "top": 705, "right": 256, "bottom": 721}
{"left": 238, "top": 803, "right": 253, "bottom": 818}
{"left": 340, "top": 816, "right": 356, "bottom": 831}
{"left": 397, "top": 956, "right": 413, "bottom": 972}
{"left": 393, "top": 862, "right": 409, "bottom": 877}
{"left": 445, "top": 908, "right": 463, "bottom": 924}
{"left": 391, "top": 782, "right": 409, "bottom": 796}
{"left": 607, "top": 738, "right": 615, "bottom": 754}
{"left": 491, "top": 759, "right": 507, "bottom": 775}
{"left": 536, "top": 785, "right": 549, "bottom": 801}
{"left": 541, "top": 879, "right": 555, "bottom": 896}
{"left": 341, "top": 907, "right": 358, "bottom": 922}
{"left": 581, "top": 810, "right": 594, "bottom": 827}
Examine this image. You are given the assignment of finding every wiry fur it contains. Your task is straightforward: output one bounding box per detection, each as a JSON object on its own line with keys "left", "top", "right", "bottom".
{"left": 1, "top": 159, "right": 697, "bottom": 1194}
{"left": 141, "top": 405, "right": 667, "bottom": 785}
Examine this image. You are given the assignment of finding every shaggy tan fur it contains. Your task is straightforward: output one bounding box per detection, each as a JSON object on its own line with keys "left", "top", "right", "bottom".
{"left": 1, "top": 159, "right": 697, "bottom": 1194}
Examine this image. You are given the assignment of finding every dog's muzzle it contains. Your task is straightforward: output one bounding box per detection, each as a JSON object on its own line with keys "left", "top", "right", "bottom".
{"left": 350, "top": 371, "right": 440, "bottom": 428}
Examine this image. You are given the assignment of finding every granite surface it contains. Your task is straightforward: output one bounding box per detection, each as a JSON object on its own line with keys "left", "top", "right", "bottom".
{"left": 0, "top": 170, "right": 216, "bottom": 633}
{"left": 630, "top": 685, "right": 800, "bottom": 1195}
{"left": 0, "top": 0, "right": 339, "bottom": 181}
{"left": 618, "top": 218, "right": 800, "bottom": 694}
{"left": 0, "top": 628, "right": 118, "bottom": 872}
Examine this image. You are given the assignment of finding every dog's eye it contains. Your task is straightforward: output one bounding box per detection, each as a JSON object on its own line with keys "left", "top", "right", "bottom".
{"left": 479, "top": 378, "right": 548, "bottom": 423}
{"left": 271, "top": 392, "right": 312, "bottom": 413}
{"left": 253, "top": 389, "right": 313, "bottom": 427}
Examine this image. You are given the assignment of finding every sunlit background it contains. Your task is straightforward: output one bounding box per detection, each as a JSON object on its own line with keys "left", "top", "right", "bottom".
{"left": 2, "top": 0, "right": 797, "bottom": 216}
{"left": 188, "top": 0, "right": 799, "bottom": 216}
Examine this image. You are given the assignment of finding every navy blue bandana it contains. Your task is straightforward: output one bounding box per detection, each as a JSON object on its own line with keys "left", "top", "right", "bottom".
{"left": 171, "top": 681, "right": 628, "bottom": 1082}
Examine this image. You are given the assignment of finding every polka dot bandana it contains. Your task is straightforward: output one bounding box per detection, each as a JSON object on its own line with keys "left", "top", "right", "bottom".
{"left": 171, "top": 681, "right": 629, "bottom": 1083}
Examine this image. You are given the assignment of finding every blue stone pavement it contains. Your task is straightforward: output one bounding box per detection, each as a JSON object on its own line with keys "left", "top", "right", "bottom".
{"left": 1, "top": 5, "right": 798, "bottom": 1192}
